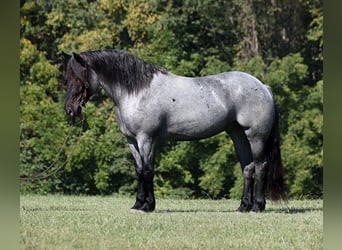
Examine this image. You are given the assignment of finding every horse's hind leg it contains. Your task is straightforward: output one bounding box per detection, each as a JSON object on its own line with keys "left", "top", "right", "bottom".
{"left": 228, "top": 125, "right": 254, "bottom": 212}
{"left": 247, "top": 136, "right": 268, "bottom": 212}
{"left": 252, "top": 159, "right": 267, "bottom": 212}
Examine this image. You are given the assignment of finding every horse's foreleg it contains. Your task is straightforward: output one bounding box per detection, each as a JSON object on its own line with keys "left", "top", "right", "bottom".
{"left": 140, "top": 166, "right": 155, "bottom": 212}
{"left": 127, "top": 139, "right": 145, "bottom": 211}
{"left": 135, "top": 135, "right": 156, "bottom": 212}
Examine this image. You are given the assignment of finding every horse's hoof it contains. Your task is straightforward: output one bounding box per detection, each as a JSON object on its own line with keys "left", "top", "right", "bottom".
{"left": 131, "top": 201, "right": 143, "bottom": 211}
{"left": 130, "top": 202, "right": 155, "bottom": 213}
{"left": 236, "top": 207, "right": 246, "bottom": 213}
{"left": 251, "top": 204, "right": 265, "bottom": 213}
{"left": 236, "top": 203, "right": 252, "bottom": 213}
{"left": 139, "top": 202, "right": 155, "bottom": 212}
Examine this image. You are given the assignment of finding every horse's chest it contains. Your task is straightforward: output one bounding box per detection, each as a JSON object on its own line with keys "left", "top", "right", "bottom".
{"left": 115, "top": 104, "right": 159, "bottom": 138}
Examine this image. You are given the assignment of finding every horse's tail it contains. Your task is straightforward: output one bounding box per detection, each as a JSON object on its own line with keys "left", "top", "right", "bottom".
{"left": 265, "top": 102, "right": 287, "bottom": 201}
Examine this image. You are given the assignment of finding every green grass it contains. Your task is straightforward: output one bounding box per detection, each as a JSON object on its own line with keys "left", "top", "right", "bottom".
{"left": 20, "top": 195, "right": 322, "bottom": 249}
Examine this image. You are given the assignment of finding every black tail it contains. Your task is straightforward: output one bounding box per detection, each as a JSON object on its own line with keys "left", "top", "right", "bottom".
{"left": 266, "top": 104, "right": 287, "bottom": 201}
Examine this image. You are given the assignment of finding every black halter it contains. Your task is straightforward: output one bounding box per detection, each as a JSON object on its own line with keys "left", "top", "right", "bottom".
{"left": 70, "top": 54, "right": 90, "bottom": 106}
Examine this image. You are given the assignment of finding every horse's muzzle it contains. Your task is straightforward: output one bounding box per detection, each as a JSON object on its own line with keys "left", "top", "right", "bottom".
{"left": 65, "top": 105, "right": 81, "bottom": 125}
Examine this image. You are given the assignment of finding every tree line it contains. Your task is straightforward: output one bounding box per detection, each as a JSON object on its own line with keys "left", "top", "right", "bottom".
{"left": 20, "top": 0, "right": 323, "bottom": 199}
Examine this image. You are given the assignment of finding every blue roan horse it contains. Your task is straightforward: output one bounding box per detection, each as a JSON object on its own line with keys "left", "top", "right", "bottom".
{"left": 64, "top": 49, "right": 286, "bottom": 212}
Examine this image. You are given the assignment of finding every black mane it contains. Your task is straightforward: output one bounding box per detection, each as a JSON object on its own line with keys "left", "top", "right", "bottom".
{"left": 83, "top": 49, "right": 167, "bottom": 94}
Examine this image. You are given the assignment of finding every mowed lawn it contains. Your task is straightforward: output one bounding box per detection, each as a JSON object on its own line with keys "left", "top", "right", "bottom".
{"left": 20, "top": 195, "right": 322, "bottom": 249}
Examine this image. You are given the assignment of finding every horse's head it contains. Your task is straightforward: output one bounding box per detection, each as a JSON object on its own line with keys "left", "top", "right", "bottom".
{"left": 63, "top": 53, "right": 91, "bottom": 124}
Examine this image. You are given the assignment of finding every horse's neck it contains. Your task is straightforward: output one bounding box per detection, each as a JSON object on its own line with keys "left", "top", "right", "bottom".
{"left": 98, "top": 78, "right": 125, "bottom": 107}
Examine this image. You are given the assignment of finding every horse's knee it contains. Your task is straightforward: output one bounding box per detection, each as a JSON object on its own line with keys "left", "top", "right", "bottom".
{"left": 143, "top": 169, "right": 154, "bottom": 182}
{"left": 255, "top": 161, "right": 267, "bottom": 180}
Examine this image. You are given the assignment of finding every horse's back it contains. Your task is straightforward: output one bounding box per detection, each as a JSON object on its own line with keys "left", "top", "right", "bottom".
{"left": 151, "top": 73, "right": 235, "bottom": 140}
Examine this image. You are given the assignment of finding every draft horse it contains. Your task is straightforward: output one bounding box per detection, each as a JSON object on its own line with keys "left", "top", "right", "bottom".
{"left": 64, "top": 49, "right": 286, "bottom": 212}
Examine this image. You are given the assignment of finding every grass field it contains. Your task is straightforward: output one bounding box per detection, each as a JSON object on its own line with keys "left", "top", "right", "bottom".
{"left": 20, "top": 195, "right": 322, "bottom": 249}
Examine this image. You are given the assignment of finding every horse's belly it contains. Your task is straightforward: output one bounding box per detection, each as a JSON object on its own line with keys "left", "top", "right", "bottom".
{"left": 164, "top": 109, "right": 230, "bottom": 140}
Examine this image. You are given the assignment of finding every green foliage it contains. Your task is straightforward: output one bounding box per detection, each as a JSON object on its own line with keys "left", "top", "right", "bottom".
{"left": 229, "top": 164, "right": 244, "bottom": 199}
{"left": 198, "top": 135, "right": 237, "bottom": 199}
{"left": 282, "top": 80, "right": 323, "bottom": 198}
{"left": 20, "top": 0, "right": 322, "bottom": 199}
{"left": 20, "top": 37, "right": 67, "bottom": 194}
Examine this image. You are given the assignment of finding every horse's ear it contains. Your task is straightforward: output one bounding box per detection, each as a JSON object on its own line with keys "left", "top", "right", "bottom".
{"left": 62, "top": 51, "right": 71, "bottom": 61}
{"left": 73, "top": 52, "right": 87, "bottom": 68}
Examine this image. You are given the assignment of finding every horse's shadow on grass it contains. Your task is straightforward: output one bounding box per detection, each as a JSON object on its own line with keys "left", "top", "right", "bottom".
{"left": 156, "top": 209, "right": 236, "bottom": 214}
{"left": 156, "top": 207, "right": 322, "bottom": 214}
{"left": 265, "top": 206, "right": 322, "bottom": 214}
{"left": 21, "top": 206, "right": 90, "bottom": 212}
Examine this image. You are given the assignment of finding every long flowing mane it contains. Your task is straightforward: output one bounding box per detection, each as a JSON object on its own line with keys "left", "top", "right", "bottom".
{"left": 83, "top": 50, "right": 168, "bottom": 94}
